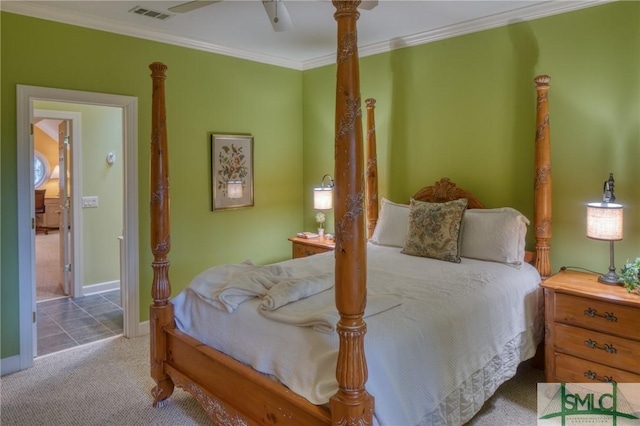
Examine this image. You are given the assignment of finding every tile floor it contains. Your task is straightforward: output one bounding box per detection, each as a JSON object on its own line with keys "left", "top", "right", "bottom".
{"left": 36, "top": 289, "right": 123, "bottom": 356}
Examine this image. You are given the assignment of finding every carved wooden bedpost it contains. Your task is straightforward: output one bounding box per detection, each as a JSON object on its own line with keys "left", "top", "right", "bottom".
{"left": 149, "top": 62, "right": 175, "bottom": 407}
{"left": 330, "top": 1, "right": 374, "bottom": 424}
{"left": 365, "top": 98, "right": 378, "bottom": 239}
{"left": 534, "top": 75, "right": 552, "bottom": 279}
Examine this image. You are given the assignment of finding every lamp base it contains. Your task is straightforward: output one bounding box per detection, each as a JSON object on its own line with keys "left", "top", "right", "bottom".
{"left": 598, "top": 271, "right": 620, "bottom": 286}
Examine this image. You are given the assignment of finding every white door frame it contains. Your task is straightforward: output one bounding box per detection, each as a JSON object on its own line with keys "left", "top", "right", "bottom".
{"left": 17, "top": 85, "right": 139, "bottom": 370}
{"left": 34, "top": 110, "right": 82, "bottom": 300}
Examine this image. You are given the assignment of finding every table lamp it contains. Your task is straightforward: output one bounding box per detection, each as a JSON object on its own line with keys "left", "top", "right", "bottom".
{"left": 586, "top": 173, "right": 623, "bottom": 285}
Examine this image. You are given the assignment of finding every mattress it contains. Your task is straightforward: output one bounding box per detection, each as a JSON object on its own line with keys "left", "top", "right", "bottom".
{"left": 173, "top": 243, "right": 544, "bottom": 425}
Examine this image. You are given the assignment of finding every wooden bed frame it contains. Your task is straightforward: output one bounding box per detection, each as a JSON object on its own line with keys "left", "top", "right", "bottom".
{"left": 149, "top": 1, "right": 553, "bottom": 424}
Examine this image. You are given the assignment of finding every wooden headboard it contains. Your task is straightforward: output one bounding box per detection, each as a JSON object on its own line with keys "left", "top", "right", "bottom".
{"left": 412, "top": 177, "right": 536, "bottom": 264}
{"left": 412, "top": 178, "right": 485, "bottom": 208}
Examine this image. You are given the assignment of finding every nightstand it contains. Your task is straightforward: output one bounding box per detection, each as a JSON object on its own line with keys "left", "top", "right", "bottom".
{"left": 542, "top": 269, "right": 640, "bottom": 383}
{"left": 288, "top": 236, "right": 335, "bottom": 259}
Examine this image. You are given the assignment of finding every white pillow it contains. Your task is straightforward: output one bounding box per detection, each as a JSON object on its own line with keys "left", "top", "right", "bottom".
{"left": 369, "top": 198, "right": 409, "bottom": 248}
{"left": 460, "top": 207, "right": 529, "bottom": 267}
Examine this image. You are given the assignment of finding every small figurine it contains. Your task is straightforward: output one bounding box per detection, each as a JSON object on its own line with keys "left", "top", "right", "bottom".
{"left": 602, "top": 173, "right": 616, "bottom": 203}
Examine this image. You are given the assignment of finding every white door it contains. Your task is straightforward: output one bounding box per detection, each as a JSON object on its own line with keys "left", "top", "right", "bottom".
{"left": 57, "top": 120, "right": 72, "bottom": 296}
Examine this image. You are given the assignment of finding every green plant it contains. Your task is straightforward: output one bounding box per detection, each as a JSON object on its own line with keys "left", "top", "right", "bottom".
{"left": 619, "top": 257, "right": 640, "bottom": 294}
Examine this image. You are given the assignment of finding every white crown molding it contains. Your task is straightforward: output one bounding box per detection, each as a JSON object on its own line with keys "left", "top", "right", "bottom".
{"left": 2, "top": 0, "right": 615, "bottom": 71}
{"left": 303, "top": 0, "right": 615, "bottom": 70}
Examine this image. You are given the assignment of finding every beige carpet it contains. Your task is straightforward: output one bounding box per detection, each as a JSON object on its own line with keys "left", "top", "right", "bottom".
{"left": 36, "top": 230, "right": 66, "bottom": 301}
{"left": 1, "top": 336, "right": 211, "bottom": 426}
{"left": 467, "top": 362, "right": 542, "bottom": 425}
{"left": 0, "top": 335, "right": 543, "bottom": 425}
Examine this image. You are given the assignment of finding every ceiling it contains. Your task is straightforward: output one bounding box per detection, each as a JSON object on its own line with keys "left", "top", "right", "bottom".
{"left": 2, "top": 0, "right": 608, "bottom": 70}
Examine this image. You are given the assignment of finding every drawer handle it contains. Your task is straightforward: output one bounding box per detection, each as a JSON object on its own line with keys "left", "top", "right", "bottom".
{"left": 584, "top": 339, "right": 618, "bottom": 354}
{"left": 584, "top": 370, "right": 616, "bottom": 383}
{"left": 583, "top": 307, "right": 618, "bottom": 322}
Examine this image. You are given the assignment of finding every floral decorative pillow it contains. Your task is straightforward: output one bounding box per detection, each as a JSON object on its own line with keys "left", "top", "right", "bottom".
{"left": 402, "top": 198, "right": 468, "bottom": 263}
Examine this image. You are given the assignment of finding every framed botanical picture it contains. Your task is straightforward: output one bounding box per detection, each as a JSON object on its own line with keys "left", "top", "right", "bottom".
{"left": 210, "top": 134, "right": 254, "bottom": 211}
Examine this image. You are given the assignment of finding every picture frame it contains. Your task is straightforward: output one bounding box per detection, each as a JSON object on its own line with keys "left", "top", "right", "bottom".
{"left": 210, "top": 134, "right": 254, "bottom": 211}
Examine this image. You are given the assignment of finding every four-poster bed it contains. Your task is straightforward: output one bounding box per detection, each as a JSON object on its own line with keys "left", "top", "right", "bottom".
{"left": 149, "top": 1, "right": 553, "bottom": 424}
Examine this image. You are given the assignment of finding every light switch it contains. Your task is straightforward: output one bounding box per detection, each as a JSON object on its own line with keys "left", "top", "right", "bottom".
{"left": 82, "top": 196, "right": 99, "bottom": 208}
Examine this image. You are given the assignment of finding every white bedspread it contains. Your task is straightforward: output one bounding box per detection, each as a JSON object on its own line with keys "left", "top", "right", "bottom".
{"left": 173, "top": 243, "right": 543, "bottom": 426}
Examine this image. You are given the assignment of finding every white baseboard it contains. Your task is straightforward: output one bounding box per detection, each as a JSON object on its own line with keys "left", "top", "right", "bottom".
{"left": 83, "top": 280, "right": 120, "bottom": 296}
{"left": 1, "top": 355, "right": 21, "bottom": 376}
{"left": 138, "top": 320, "right": 150, "bottom": 336}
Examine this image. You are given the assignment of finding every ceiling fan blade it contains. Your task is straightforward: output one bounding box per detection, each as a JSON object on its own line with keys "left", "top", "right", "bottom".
{"left": 262, "top": 0, "right": 293, "bottom": 32}
{"left": 359, "top": 0, "right": 379, "bottom": 10}
{"left": 168, "top": 0, "right": 221, "bottom": 14}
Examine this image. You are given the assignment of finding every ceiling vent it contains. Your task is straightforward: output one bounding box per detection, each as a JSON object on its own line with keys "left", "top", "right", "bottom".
{"left": 129, "top": 6, "right": 172, "bottom": 21}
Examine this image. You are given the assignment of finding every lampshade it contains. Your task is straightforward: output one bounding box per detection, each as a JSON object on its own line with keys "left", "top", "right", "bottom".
{"left": 314, "top": 188, "right": 333, "bottom": 210}
{"left": 586, "top": 202, "right": 623, "bottom": 241}
{"left": 227, "top": 180, "right": 243, "bottom": 199}
{"left": 50, "top": 165, "right": 60, "bottom": 179}
{"left": 313, "top": 174, "right": 334, "bottom": 210}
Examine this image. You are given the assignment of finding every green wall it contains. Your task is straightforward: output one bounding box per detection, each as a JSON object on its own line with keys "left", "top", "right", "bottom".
{"left": 2, "top": 1, "right": 638, "bottom": 363}
{"left": 1, "top": 13, "right": 303, "bottom": 359}
{"left": 303, "top": 0, "right": 639, "bottom": 276}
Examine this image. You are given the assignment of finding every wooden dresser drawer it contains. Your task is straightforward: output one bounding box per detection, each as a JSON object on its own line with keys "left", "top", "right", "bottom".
{"left": 555, "top": 293, "right": 640, "bottom": 340}
{"left": 293, "top": 243, "right": 330, "bottom": 258}
{"left": 289, "top": 237, "right": 335, "bottom": 259}
{"left": 555, "top": 352, "right": 640, "bottom": 383}
{"left": 554, "top": 323, "right": 640, "bottom": 374}
{"left": 542, "top": 271, "right": 640, "bottom": 384}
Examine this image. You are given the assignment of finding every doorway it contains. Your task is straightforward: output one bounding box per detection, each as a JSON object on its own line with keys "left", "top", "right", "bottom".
{"left": 16, "top": 85, "right": 139, "bottom": 371}
{"left": 33, "top": 109, "right": 125, "bottom": 356}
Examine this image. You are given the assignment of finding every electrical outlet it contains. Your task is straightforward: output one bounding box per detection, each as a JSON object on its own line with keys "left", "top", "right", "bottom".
{"left": 82, "top": 196, "right": 99, "bottom": 208}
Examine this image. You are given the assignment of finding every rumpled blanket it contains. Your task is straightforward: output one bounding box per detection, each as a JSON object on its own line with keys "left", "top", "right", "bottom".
{"left": 188, "top": 259, "right": 402, "bottom": 333}
{"left": 188, "top": 261, "right": 294, "bottom": 312}
{"left": 259, "top": 272, "right": 334, "bottom": 311}
{"left": 259, "top": 290, "right": 403, "bottom": 334}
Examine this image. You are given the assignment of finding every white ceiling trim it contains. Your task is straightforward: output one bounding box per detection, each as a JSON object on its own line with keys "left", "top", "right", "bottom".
{"left": 2, "top": 0, "right": 614, "bottom": 71}
{"left": 303, "top": 0, "right": 614, "bottom": 69}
